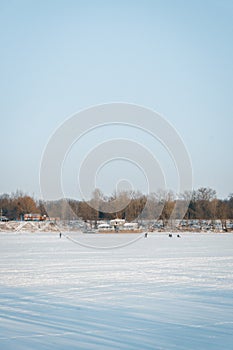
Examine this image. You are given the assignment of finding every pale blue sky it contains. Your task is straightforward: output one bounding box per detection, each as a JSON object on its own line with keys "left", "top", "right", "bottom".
{"left": 0, "top": 0, "right": 233, "bottom": 199}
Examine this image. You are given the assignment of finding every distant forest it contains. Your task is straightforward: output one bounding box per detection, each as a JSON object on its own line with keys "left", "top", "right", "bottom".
{"left": 1, "top": 188, "right": 233, "bottom": 227}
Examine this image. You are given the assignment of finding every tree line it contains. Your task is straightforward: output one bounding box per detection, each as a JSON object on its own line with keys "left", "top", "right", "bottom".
{"left": 1, "top": 188, "right": 233, "bottom": 227}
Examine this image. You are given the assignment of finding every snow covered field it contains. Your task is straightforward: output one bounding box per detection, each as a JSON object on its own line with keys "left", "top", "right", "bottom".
{"left": 0, "top": 232, "right": 233, "bottom": 349}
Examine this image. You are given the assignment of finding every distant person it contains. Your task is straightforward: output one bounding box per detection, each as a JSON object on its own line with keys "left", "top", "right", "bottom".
{"left": 59, "top": 232, "right": 62, "bottom": 238}
{"left": 144, "top": 232, "right": 148, "bottom": 238}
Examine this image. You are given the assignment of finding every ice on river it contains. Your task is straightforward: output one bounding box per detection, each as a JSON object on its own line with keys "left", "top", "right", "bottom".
{"left": 0, "top": 232, "right": 233, "bottom": 349}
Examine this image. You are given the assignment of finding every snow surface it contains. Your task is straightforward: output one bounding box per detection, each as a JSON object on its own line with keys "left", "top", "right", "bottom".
{"left": 0, "top": 232, "right": 233, "bottom": 349}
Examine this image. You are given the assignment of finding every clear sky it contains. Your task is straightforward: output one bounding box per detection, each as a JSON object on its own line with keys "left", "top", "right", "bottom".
{"left": 0, "top": 0, "right": 233, "bottom": 199}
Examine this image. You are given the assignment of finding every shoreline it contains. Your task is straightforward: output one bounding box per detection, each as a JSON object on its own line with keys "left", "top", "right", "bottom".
{"left": 1, "top": 221, "right": 232, "bottom": 234}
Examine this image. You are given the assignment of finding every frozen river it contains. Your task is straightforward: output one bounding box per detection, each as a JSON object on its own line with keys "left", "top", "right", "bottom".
{"left": 0, "top": 232, "right": 233, "bottom": 349}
